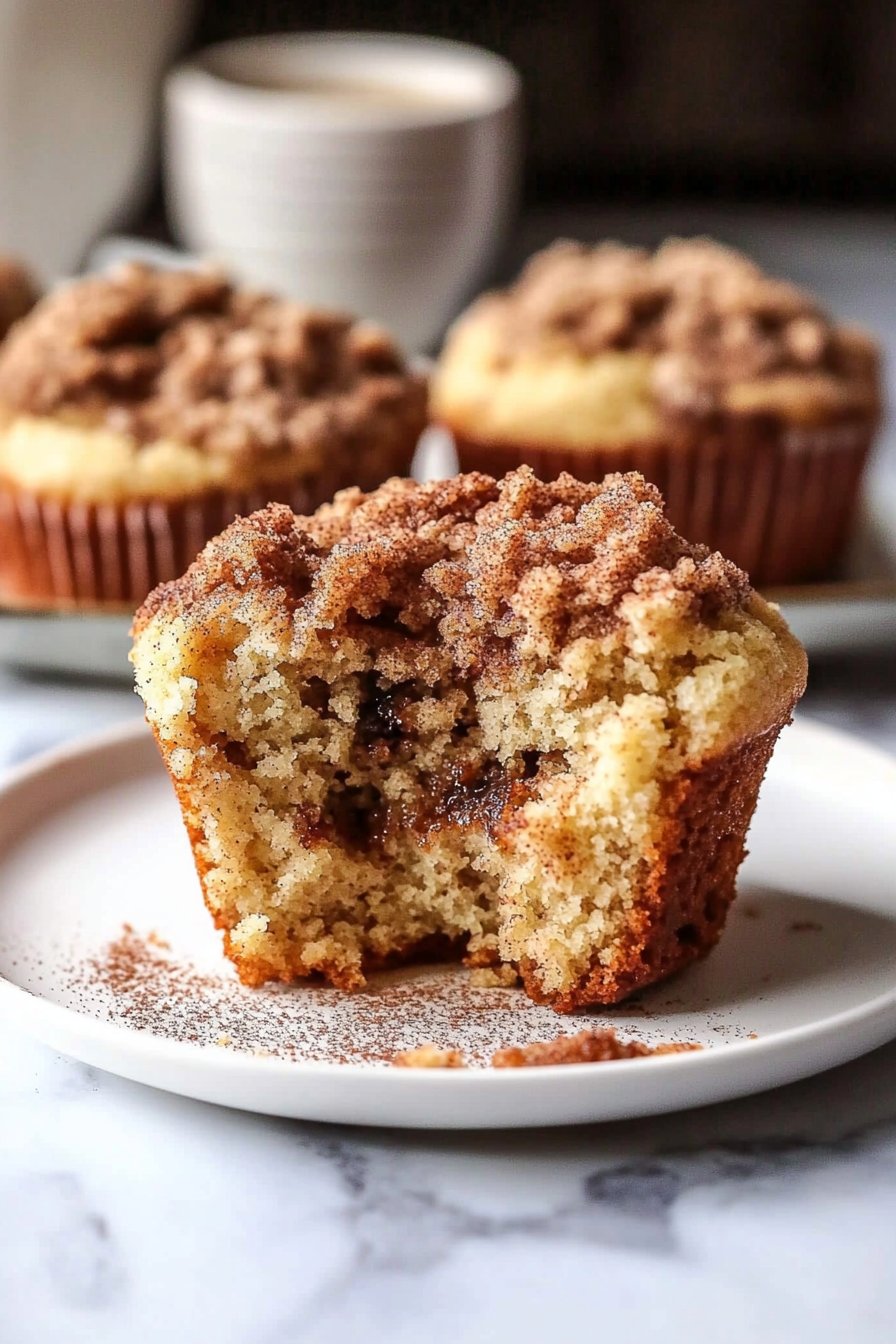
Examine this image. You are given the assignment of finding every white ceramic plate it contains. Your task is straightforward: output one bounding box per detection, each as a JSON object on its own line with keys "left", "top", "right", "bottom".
{"left": 1, "top": 717, "right": 895, "bottom": 1129}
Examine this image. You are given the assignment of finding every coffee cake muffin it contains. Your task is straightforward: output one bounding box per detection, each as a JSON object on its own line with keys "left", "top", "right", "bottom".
{"left": 133, "top": 467, "right": 806, "bottom": 1010}
{"left": 0, "top": 255, "right": 39, "bottom": 341}
{"left": 0, "top": 264, "right": 425, "bottom": 609}
{"left": 431, "top": 238, "right": 880, "bottom": 584}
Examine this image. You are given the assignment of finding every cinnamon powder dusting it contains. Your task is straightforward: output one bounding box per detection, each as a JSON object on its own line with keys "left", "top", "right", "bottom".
{"left": 61, "top": 926, "right": 705, "bottom": 1067}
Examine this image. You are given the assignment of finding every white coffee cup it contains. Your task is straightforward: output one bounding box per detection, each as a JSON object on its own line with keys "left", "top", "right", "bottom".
{"left": 164, "top": 32, "right": 521, "bottom": 352}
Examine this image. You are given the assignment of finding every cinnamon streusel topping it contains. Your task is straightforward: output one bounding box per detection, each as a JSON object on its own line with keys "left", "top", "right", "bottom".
{"left": 470, "top": 238, "right": 877, "bottom": 413}
{"left": 0, "top": 263, "right": 425, "bottom": 462}
{"left": 137, "top": 467, "right": 750, "bottom": 677}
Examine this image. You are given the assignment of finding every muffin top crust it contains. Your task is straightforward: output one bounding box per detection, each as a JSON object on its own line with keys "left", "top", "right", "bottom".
{"left": 0, "top": 263, "right": 426, "bottom": 462}
{"left": 433, "top": 238, "right": 879, "bottom": 438}
{"left": 136, "top": 466, "right": 754, "bottom": 674}
{"left": 463, "top": 238, "right": 877, "bottom": 406}
{"left": 0, "top": 255, "right": 39, "bottom": 341}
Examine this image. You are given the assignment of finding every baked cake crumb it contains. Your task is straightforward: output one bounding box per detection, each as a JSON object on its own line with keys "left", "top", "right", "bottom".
{"left": 392, "top": 1044, "right": 467, "bottom": 1069}
{"left": 469, "top": 965, "right": 522, "bottom": 989}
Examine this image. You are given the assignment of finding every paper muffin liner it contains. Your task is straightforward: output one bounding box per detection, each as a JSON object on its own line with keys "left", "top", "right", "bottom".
{"left": 0, "top": 424, "right": 420, "bottom": 611}
{"left": 450, "top": 415, "right": 875, "bottom": 586}
{"left": 0, "top": 464, "right": 365, "bottom": 610}
{"left": 0, "top": 484, "right": 298, "bottom": 610}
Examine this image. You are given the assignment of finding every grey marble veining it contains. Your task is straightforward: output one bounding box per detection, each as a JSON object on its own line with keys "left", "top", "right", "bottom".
{"left": 2, "top": 208, "right": 896, "bottom": 1342}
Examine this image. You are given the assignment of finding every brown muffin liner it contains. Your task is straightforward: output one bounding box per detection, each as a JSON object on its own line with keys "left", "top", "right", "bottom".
{"left": 0, "top": 443, "right": 416, "bottom": 611}
{"left": 451, "top": 415, "right": 875, "bottom": 586}
{"left": 0, "top": 484, "right": 297, "bottom": 610}
{"left": 0, "top": 423, "right": 420, "bottom": 611}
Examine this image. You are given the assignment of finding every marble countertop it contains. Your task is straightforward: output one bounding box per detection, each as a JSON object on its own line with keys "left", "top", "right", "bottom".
{"left": 3, "top": 208, "right": 896, "bottom": 1343}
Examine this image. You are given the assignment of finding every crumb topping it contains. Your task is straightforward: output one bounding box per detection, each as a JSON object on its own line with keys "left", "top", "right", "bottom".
{"left": 468, "top": 237, "right": 878, "bottom": 413}
{"left": 490, "top": 1028, "right": 701, "bottom": 1067}
{"left": 0, "top": 256, "right": 39, "bottom": 340}
{"left": 390, "top": 1029, "right": 702, "bottom": 1067}
{"left": 469, "top": 964, "right": 521, "bottom": 988}
{"left": 136, "top": 466, "right": 751, "bottom": 673}
{"left": 0, "top": 263, "right": 425, "bottom": 461}
{"left": 391, "top": 1044, "right": 467, "bottom": 1068}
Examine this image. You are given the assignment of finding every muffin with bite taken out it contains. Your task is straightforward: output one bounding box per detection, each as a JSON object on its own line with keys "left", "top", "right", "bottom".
{"left": 132, "top": 466, "right": 806, "bottom": 1009}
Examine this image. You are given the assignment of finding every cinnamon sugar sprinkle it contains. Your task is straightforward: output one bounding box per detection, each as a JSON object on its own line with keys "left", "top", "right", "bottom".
{"left": 56, "top": 926, "right": 706, "bottom": 1067}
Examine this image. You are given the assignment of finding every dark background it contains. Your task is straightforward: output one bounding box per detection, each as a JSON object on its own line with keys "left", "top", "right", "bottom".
{"left": 186, "top": 0, "right": 896, "bottom": 205}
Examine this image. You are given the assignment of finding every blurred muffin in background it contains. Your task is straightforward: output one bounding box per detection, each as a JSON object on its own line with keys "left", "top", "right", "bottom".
{"left": 0, "top": 264, "right": 425, "bottom": 609}
{"left": 0, "top": 256, "right": 39, "bottom": 340}
{"left": 431, "top": 238, "right": 881, "bottom": 584}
